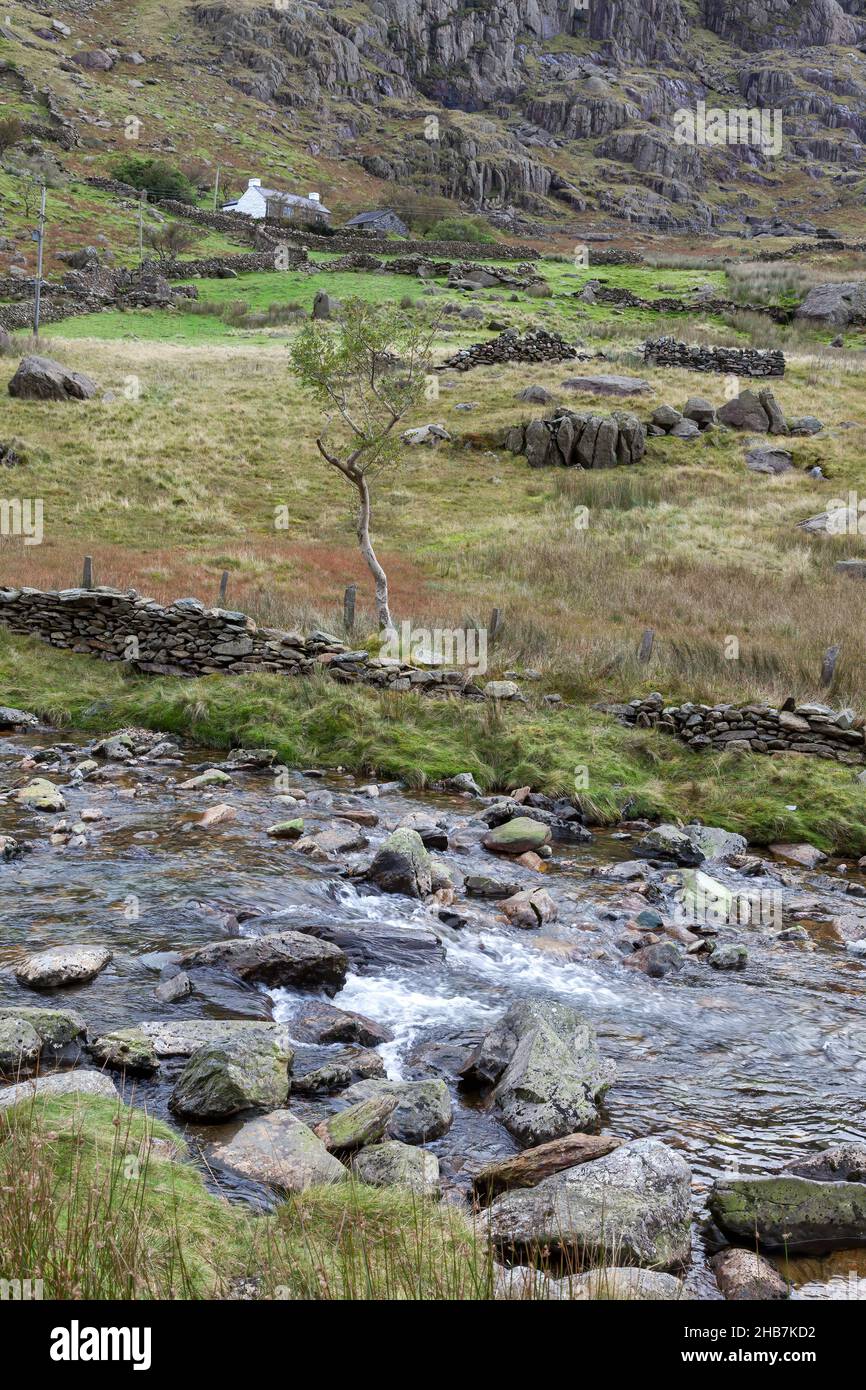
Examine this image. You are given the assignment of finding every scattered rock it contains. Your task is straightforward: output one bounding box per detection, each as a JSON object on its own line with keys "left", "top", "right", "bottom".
{"left": 315, "top": 1092, "right": 399, "bottom": 1153}
{"left": 711, "top": 1248, "right": 789, "bottom": 1300}
{"left": 352, "top": 1140, "right": 440, "bottom": 1194}
{"left": 15, "top": 945, "right": 111, "bottom": 990}
{"left": 483, "top": 817, "right": 551, "bottom": 856}
{"left": 16, "top": 778, "right": 66, "bottom": 811}
{"left": 8, "top": 355, "right": 97, "bottom": 402}
{"left": 339, "top": 1078, "right": 453, "bottom": 1143}
{"left": 169, "top": 1032, "right": 292, "bottom": 1121}
{"left": 207, "top": 1111, "right": 347, "bottom": 1191}
{"left": 484, "top": 1138, "right": 692, "bottom": 1270}
{"left": 178, "top": 931, "right": 347, "bottom": 993}
{"left": 285, "top": 1000, "right": 393, "bottom": 1047}
{"left": 89, "top": 1029, "right": 159, "bottom": 1075}
{"left": 366, "top": 828, "right": 432, "bottom": 897}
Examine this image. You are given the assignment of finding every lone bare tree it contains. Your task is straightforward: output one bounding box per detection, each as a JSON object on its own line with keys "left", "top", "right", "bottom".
{"left": 143, "top": 221, "right": 202, "bottom": 268}
{"left": 290, "top": 298, "right": 439, "bottom": 632}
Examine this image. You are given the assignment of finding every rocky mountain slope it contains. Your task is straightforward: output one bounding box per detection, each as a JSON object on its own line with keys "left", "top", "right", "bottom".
{"left": 3, "top": 0, "right": 866, "bottom": 240}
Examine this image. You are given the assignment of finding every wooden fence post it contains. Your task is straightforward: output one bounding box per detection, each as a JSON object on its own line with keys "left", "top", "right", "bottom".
{"left": 821, "top": 644, "right": 841, "bottom": 687}
{"left": 344, "top": 583, "right": 356, "bottom": 633}
{"left": 218, "top": 570, "right": 229, "bottom": 606}
{"left": 488, "top": 607, "right": 502, "bottom": 643}
{"left": 638, "top": 628, "right": 654, "bottom": 663}
{"left": 82, "top": 556, "right": 93, "bottom": 590}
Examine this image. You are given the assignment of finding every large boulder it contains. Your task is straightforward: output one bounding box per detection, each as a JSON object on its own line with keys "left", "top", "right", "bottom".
{"left": 178, "top": 930, "right": 346, "bottom": 993}
{"left": 484, "top": 1137, "right": 692, "bottom": 1270}
{"left": 352, "top": 1140, "right": 440, "bottom": 1195}
{"left": 8, "top": 355, "right": 98, "bottom": 402}
{"left": 169, "top": 1032, "right": 292, "bottom": 1121}
{"left": 207, "top": 1111, "right": 347, "bottom": 1191}
{"left": 717, "top": 390, "right": 770, "bottom": 432}
{"left": 15, "top": 946, "right": 111, "bottom": 990}
{"left": 709, "top": 1172, "right": 866, "bottom": 1252}
{"left": 366, "top": 828, "right": 432, "bottom": 897}
{"left": 461, "top": 999, "right": 616, "bottom": 1146}
{"left": 796, "top": 282, "right": 866, "bottom": 328}
{"left": 339, "top": 1078, "right": 453, "bottom": 1144}
{"left": 638, "top": 822, "right": 747, "bottom": 866}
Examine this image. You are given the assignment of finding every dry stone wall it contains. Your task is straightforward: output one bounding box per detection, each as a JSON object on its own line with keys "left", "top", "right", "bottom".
{"left": 643, "top": 336, "right": 786, "bottom": 377}
{"left": 0, "top": 586, "right": 486, "bottom": 698}
{"left": 440, "top": 328, "right": 583, "bottom": 371}
{"left": 616, "top": 693, "right": 865, "bottom": 764}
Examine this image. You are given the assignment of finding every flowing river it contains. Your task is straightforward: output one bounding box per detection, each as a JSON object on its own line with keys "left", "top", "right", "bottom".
{"left": 2, "top": 723, "right": 866, "bottom": 1300}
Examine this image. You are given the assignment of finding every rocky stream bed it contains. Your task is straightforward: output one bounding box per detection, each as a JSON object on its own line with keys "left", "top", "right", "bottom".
{"left": 2, "top": 717, "right": 866, "bottom": 1300}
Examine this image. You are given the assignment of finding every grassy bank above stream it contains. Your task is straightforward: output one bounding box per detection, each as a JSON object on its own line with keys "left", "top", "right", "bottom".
{"left": 0, "top": 1092, "right": 490, "bottom": 1299}
{"left": 2, "top": 629, "right": 864, "bottom": 854}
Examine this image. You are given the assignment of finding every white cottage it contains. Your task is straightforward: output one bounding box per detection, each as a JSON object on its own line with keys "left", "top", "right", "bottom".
{"left": 222, "top": 178, "right": 331, "bottom": 227}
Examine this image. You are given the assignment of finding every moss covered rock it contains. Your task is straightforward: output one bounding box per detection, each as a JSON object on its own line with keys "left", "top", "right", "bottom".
{"left": 169, "top": 1033, "right": 292, "bottom": 1121}
{"left": 709, "top": 1174, "right": 866, "bottom": 1252}
{"left": 366, "top": 828, "right": 433, "bottom": 896}
{"left": 90, "top": 1029, "right": 159, "bottom": 1076}
{"left": 482, "top": 817, "right": 551, "bottom": 856}
{"left": 352, "top": 1140, "right": 440, "bottom": 1195}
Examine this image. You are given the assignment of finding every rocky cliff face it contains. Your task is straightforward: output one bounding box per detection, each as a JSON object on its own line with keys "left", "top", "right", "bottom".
{"left": 184, "top": 0, "right": 866, "bottom": 233}
{"left": 9, "top": 0, "right": 865, "bottom": 240}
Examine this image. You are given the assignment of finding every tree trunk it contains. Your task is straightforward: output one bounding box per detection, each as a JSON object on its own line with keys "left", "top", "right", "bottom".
{"left": 355, "top": 474, "right": 393, "bottom": 632}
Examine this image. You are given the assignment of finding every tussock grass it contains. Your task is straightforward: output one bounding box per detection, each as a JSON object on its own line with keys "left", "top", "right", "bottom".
{"left": 0, "top": 1092, "right": 492, "bottom": 1300}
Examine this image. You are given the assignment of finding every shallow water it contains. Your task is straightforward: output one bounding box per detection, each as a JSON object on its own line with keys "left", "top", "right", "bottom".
{"left": 2, "top": 724, "right": 866, "bottom": 1298}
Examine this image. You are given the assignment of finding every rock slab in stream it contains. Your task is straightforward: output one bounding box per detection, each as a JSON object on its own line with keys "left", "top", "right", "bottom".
{"left": 484, "top": 1137, "right": 692, "bottom": 1271}
{"left": 169, "top": 1033, "right": 292, "bottom": 1121}
{"left": 136, "top": 1019, "right": 292, "bottom": 1057}
{"left": 462, "top": 999, "right": 615, "bottom": 1146}
{"left": 709, "top": 1174, "right": 866, "bottom": 1252}
{"left": 207, "top": 1111, "right": 347, "bottom": 1192}
{"left": 15, "top": 946, "right": 112, "bottom": 990}
{"left": 179, "top": 930, "right": 347, "bottom": 994}
{"left": 482, "top": 817, "right": 551, "bottom": 856}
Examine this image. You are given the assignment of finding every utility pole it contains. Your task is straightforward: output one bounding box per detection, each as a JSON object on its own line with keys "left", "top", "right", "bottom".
{"left": 213, "top": 165, "right": 220, "bottom": 212}
{"left": 138, "top": 189, "right": 146, "bottom": 267}
{"left": 32, "top": 184, "right": 46, "bottom": 338}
